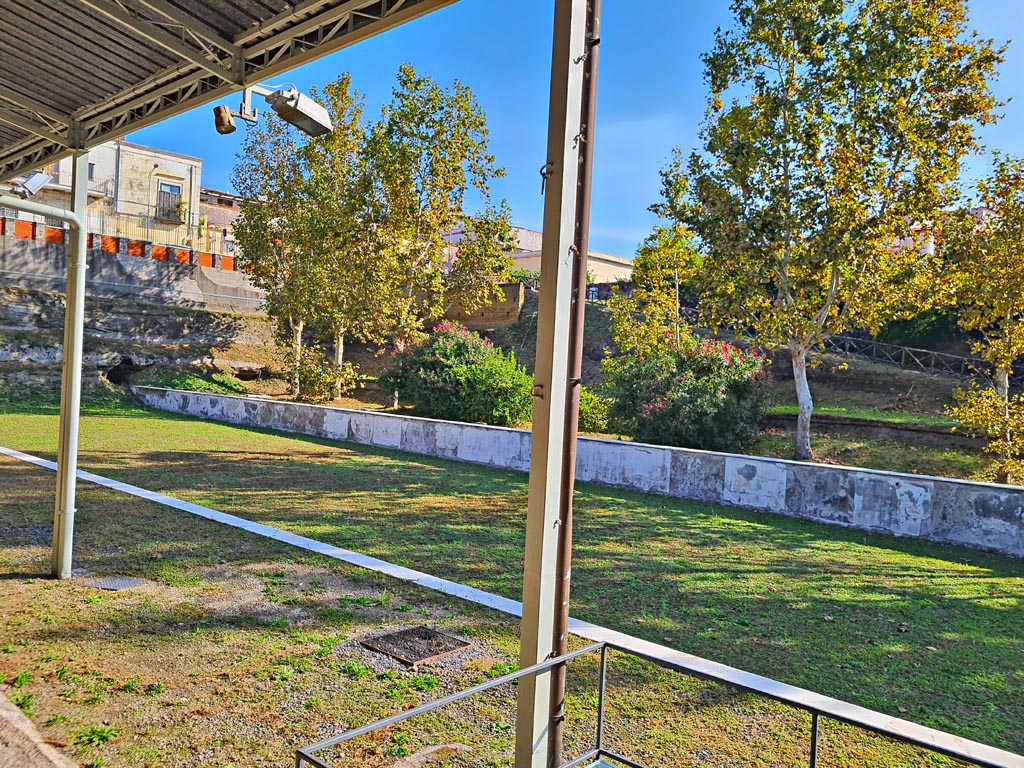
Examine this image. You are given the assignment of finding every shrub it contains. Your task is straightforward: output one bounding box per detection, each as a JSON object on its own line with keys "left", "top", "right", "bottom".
{"left": 947, "top": 383, "right": 1024, "bottom": 484}
{"left": 381, "top": 322, "right": 534, "bottom": 427}
{"left": 577, "top": 386, "right": 611, "bottom": 433}
{"left": 603, "top": 340, "right": 770, "bottom": 452}
{"left": 293, "top": 348, "right": 360, "bottom": 404}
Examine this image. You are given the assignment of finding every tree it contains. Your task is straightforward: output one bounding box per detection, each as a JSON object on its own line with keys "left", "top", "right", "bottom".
{"left": 361, "top": 63, "right": 515, "bottom": 349}
{"left": 608, "top": 224, "right": 702, "bottom": 355}
{"left": 654, "top": 0, "right": 1003, "bottom": 459}
{"left": 300, "top": 76, "right": 383, "bottom": 397}
{"left": 943, "top": 155, "right": 1024, "bottom": 482}
{"left": 232, "top": 113, "right": 315, "bottom": 395}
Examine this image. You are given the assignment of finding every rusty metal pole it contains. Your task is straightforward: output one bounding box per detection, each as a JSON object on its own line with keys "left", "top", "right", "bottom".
{"left": 548, "top": 1, "right": 601, "bottom": 766}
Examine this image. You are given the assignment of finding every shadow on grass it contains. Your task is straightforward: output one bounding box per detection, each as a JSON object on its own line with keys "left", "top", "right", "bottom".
{"left": 3, "top": 421, "right": 1023, "bottom": 751}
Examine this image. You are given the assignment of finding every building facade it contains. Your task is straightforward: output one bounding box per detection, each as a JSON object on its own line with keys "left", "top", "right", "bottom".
{"left": 9, "top": 140, "right": 205, "bottom": 252}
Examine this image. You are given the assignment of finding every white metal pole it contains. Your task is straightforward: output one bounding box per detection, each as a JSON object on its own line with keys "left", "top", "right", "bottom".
{"left": 515, "top": 1, "right": 588, "bottom": 766}
{"left": 0, "top": 166, "right": 88, "bottom": 581}
{"left": 53, "top": 151, "right": 89, "bottom": 578}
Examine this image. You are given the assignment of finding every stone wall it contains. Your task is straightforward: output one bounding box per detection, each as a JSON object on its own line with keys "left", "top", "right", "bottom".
{"left": 0, "top": 229, "right": 262, "bottom": 313}
{"left": 443, "top": 282, "right": 525, "bottom": 329}
{"left": 133, "top": 387, "right": 1024, "bottom": 558}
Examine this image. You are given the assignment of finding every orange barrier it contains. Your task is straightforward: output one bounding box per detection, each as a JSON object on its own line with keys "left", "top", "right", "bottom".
{"left": 14, "top": 220, "right": 34, "bottom": 240}
{"left": 174, "top": 249, "right": 190, "bottom": 264}
{"left": 197, "top": 251, "right": 214, "bottom": 267}
{"left": 101, "top": 235, "right": 119, "bottom": 254}
{"left": 44, "top": 226, "right": 65, "bottom": 244}
{"left": 221, "top": 255, "right": 235, "bottom": 271}
{"left": 152, "top": 245, "right": 168, "bottom": 261}
{"left": 127, "top": 239, "right": 145, "bottom": 257}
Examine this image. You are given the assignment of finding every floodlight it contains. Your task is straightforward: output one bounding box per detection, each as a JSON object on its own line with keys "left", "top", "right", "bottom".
{"left": 14, "top": 172, "right": 52, "bottom": 198}
{"left": 213, "top": 105, "right": 237, "bottom": 135}
{"left": 264, "top": 88, "right": 333, "bottom": 137}
{"left": 213, "top": 85, "right": 333, "bottom": 138}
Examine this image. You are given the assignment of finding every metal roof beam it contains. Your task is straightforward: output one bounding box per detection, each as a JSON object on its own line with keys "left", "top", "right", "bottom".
{"left": 79, "top": 0, "right": 239, "bottom": 84}
{"left": 135, "top": 0, "right": 242, "bottom": 58}
{"left": 0, "top": 0, "right": 456, "bottom": 180}
{"left": 0, "top": 107, "right": 70, "bottom": 147}
{"left": 0, "top": 87, "right": 69, "bottom": 126}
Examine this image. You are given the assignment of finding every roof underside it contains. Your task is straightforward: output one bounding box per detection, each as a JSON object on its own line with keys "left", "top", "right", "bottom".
{"left": 0, "top": 0, "right": 455, "bottom": 182}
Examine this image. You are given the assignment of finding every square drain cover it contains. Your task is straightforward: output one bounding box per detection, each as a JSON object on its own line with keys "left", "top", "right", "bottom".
{"left": 88, "top": 576, "right": 148, "bottom": 591}
{"left": 361, "top": 626, "right": 472, "bottom": 665}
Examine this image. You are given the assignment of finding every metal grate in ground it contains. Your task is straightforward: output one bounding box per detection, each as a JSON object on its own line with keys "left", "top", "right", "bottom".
{"left": 360, "top": 626, "right": 472, "bottom": 666}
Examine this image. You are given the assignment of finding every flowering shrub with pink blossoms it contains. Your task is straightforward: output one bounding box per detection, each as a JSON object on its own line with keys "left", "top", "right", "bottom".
{"left": 603, "top": 340, "right": 770, "bottom": 452}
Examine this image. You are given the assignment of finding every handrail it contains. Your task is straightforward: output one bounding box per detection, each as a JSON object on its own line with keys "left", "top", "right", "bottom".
{"left": 296, "top": 639, "right": 1024, "bottom": 768}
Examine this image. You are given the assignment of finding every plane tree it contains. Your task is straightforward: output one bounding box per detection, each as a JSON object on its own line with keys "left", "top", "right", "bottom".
{"left": 654, "top": 0, "right": 1003, "bottom": 459}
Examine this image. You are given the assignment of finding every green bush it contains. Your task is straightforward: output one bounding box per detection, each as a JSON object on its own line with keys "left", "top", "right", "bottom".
{"left": 603, "top": 340, "right": 770, "bottom": 451}
{"left": 381, "top": 322, "right": 534, "bottom": 427}
{"left": 293, "top": 349, "right": 360, "bottom": 404}
{"left": 578, "top": 386, "right": 611, "bottom": 433}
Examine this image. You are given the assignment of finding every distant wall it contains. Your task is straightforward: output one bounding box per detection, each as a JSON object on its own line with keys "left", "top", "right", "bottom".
{"left": 133, "top": 387, "right": 1024, "bottom": 559}
{"left": 0, "top": 226, "right": 263, "bottom": 313}
{"left": 444, "top": 282, "right": 525, "bottom": 329}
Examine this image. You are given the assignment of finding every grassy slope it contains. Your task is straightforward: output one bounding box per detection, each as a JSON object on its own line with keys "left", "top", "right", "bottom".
{"left": 1, "top": 402, "right": 1021, "bottom": 756}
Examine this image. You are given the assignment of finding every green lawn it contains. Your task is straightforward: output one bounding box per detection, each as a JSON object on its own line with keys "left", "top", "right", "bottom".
{"left": 1, "top": 400, "right": 1022, "bottom": 760}
{"left": 767, "top": 403, "right": 959, "bottom": 428}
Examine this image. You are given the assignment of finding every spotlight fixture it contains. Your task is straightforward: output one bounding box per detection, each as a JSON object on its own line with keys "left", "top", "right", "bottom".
{"left": 213, "top": 85, "right": 332, "bottom": 138}
{"left": 14, "top": 171, "right": 53, "bottom": 198}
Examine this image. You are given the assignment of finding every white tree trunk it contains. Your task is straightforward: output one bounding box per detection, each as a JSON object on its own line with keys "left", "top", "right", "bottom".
{"left": 333, "top": 329, "right": 345, "bottom": 400}
{"left": 996, "top": 367, "right": 1011, "bottom": 483}
{"left": 995, "top": 368, "right": 1010, "bottom": 401}
{"left": 291, "top": 318, "right": 304, "bottom": 397}
{"left": 791, "top": 344, "right": 813, "bottom": 460}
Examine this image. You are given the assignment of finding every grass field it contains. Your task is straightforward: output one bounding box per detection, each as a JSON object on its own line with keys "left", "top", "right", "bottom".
{"left": 1, "top": 396, "right": 1022, "bottom": 766}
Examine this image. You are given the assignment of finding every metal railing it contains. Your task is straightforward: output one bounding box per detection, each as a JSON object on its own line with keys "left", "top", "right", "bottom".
{"left": 296, "top": 640, "right": 1023, "bottom": 768}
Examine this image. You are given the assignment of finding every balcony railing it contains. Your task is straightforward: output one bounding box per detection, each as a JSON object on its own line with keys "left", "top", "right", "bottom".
{"left": 296, "top": 639, "right": 1023, "bottom": 768}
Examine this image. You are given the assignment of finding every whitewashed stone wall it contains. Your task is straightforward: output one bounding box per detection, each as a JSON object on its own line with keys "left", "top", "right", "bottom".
{"left": 133, "top": 387, "right": 1024, "bottom": 558}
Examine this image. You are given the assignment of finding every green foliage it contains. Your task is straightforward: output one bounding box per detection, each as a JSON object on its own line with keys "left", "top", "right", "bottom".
{"left": 877, "top": 309, "right": 962, "bottom": 348}
{"left": 386, "top": 733, "right": 411, "bottom": 758}
{"left": 410, "top": 674, "right": 440, "bottom": 692}
{"left": 382, "top": 322, "right": 534, "bottom": 427}
{"left": 509, "top": 268, "right": 541, "bottom": 289}
{"left": 233, "top": 65, "right": 514, "bottom": 392}
{"left": 943, "top": 155, "right": 1024, "bottom": 388}
{"left": 140, "top": 368, "right": 248, "bottom": 396}
{"left": 10, "top": 692, "right": 35, "bottom": 716}
{"left": 11, "top": 671, "right": 32, "bottom": 688}
{"left": 73, "top": 725, "right": 119, "bottom": 747}
{"left": 609, "top": 224, "right": 701, "bottom": 356}
{"left": 577, "top": 386, "right": 611, "bottom": 433}
{"left": 283, "top": 346, "right": 360, "bottom": 404}
{"left": 340, "top": 660, "right": 370, "bottom": 679}
{"left": 361, "top": 64, "right": 515, "bottom": 347}
{"left": 604, "top": 341, "right": 770, "bottom": 452}
{"left": 654, "top": 0, "right": 1003, "bottom": 459}
{"left": 948, "top": 384, "right": 1024, "bottom": 485}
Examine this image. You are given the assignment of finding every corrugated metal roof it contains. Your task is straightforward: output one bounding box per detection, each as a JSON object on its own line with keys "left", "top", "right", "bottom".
{"left": 0, "top": 0, "right": 456, "bottom": 182}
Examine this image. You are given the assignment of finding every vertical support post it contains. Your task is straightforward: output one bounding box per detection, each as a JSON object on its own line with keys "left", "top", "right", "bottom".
{"left": 549, "top": 1, "right": 601, "bottom": 765}
{"left": 515, "top": 1, "right": 588, "bottom": 767}
{"left": 52, "top": 150, "right": 89, "bottom": 579}
{"left": 809, "top": 712, "right": 820, "bottom": 768}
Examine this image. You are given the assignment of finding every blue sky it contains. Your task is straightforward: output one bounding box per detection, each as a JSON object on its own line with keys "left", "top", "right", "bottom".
{"left": 132, "top": 0, "right": 1024, "bottom": 258}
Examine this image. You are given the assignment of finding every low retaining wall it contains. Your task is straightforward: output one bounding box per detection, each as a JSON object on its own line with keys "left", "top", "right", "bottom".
{"left": 133, "top": 387, "right": 1024, "bottom": 558}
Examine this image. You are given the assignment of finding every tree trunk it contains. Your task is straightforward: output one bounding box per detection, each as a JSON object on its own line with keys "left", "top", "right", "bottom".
{"left": 291, "top": 318, "right": 304, "bottom": 397}
{"left": 996, "top": 366, "right": 1011, "bottom": 484}
{"left": 333, "top": 329, "right": 345, "bottom": 400}
{"left": 791, "top": 344, "right": 813, "bottom": 460}
{"left": 995, "top": 368, "right": 1010, "bottom": 401}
